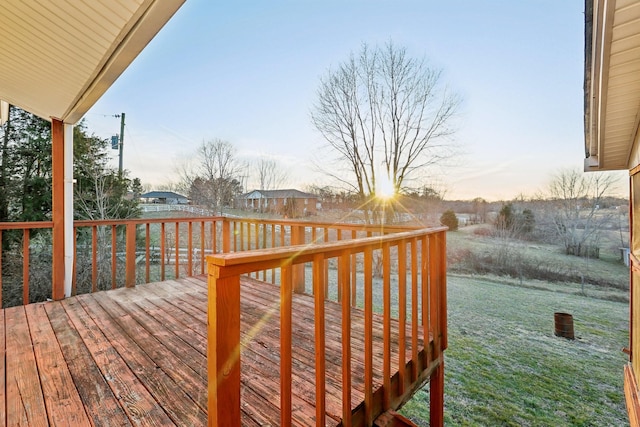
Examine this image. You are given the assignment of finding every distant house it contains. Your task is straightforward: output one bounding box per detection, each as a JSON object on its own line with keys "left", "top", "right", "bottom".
{"left": 140, "top": 191, "right": 189, "bottom": 205}
{"left": 236, "top": 189, "right": 318, "bottom": 217}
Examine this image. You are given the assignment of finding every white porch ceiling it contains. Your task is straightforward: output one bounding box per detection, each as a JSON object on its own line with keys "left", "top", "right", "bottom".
{"left": 585, "top": 0, "right": 640, "bottom": 171}
{"left": 0, "top": 0, "right": 185, "bottom": 124}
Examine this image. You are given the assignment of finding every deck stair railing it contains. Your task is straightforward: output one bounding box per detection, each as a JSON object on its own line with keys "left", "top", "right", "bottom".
{"left": 207, "top": 224, "right": 447, "bottom": 426}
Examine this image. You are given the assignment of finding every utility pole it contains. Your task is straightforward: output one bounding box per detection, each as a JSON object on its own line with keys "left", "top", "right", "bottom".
{"left": 117, "top": 112, "right": 125, "bottom": 177}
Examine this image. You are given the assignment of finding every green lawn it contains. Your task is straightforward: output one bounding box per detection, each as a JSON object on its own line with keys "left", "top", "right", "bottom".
{"left": 400, "top": 274, "right": 629, "bottom": 426}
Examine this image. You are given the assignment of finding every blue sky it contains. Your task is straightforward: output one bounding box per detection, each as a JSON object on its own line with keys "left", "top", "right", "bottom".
{"left": 84, "top": 1, "right": 615, "bottom": 201}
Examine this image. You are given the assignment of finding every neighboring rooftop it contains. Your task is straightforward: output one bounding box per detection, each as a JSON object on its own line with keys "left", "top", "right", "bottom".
{"left": 239, "top": 189, "right": 317, "bottom": 199}
{"left": 140, "top": 191, "right": 188, "bottom": 200}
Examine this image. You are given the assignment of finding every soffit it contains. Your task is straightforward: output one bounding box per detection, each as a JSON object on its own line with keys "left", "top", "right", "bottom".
{"left": 586, "top": 0, "right": 640, "bottom": 171}
{"left": 0, "top": 0, "right": 185, "bottom": 124}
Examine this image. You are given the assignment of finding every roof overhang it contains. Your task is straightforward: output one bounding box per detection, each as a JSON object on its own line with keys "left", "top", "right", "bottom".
{"left": 0, "top": 0, "right": 185, "bottom": 124}
{"left": 584, "top": 0, "right": 640, "bottom": 172}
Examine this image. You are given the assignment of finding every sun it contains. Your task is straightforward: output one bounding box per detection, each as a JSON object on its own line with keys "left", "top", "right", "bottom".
{"left": 375, "top": 174, "right": 396, "bottom": 200}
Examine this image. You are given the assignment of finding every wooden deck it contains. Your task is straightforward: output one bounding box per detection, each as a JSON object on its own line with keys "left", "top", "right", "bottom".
{"left": 1, "top": 275, "right": 430, "bottom": 426}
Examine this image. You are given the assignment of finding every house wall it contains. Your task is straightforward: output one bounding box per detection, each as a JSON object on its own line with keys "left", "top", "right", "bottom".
{"left": 240, "top": 197, "right": 318, "bottom": 217}
{"left": 632, "top": 172, "right": 640, "bottom": 379}
{"left": 629, "top": 131, "right": 640, "bottom": 171}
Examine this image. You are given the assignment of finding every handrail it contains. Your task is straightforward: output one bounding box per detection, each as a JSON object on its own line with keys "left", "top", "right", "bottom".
{"left": 0, "top": 221, "right": 54, "bottom": 230}
{"left": 206, "top": 226, "right": 447, "bottom": 426}
{"left": 211, "top": 227, "right": 446, "bottom": 274}
{"left": 0, "top": 216, "right": 423, "bottom": 307}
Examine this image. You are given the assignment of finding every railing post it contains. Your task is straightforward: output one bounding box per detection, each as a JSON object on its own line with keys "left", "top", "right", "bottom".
{"left": 280, "top": 263, "right": 293, "bottom": 427}
{"left": 222, "top": 219, "right": 231, "bottom": 253}
{"left": 429, "top": 357, "right": 445, "bottom": 427}
{"left": 23, "top": 229, "right": 30, "bottom": 305}
{"left": 291, "top": 225, "right": 305, "bottom": 293}
{"left": 429, "top": 230, "right": 447, "bottom": 427}
{"left": 0, "top": 230, "right": 3, "bottom": 306}
{"left": 438, "top": 231, "right": 448, "bottom": 350}
{"left": 125, "top": 222, "right": 136, "bottom": 288}
{"left": 207, "top": 260, "right": 241, "bottom": 426}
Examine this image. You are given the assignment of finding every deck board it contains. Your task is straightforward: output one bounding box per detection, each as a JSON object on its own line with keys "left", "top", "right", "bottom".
{"left": 44, "top": 303, "right": 131, "bottom": 427}
{"left": 25, "top": 303, "right": 91, "bottom": 426}
{"left": 78, "top": 293, "right": 206, "bottom": 425}
{"left": 5, "top": 306, "right": 48, "bottom": 426}
{"left": 61, "top": 297, "right": 175, "bottom": 425}
{"left": 1, "top": 275, "right": 429, "bottom": 426}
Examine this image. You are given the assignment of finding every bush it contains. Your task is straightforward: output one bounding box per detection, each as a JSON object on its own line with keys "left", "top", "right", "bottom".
{"left": 440, "top": 209, "right": 459, "bottom": 231}
{"left": 472, "top": 226, "right": 493, "bottom": 236}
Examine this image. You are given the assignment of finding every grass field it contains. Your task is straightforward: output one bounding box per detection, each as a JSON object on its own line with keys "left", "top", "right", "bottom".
{"left": 136, "top": 210, "right": 630, "bottom": 424}
{"left": 400, "top": 274, "right": 629, "bottom": 426}
{"left": 447, "top": 225, "right": 629, "bottom": 290}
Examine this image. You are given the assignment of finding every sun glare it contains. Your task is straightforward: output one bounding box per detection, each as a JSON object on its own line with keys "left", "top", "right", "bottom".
{"left": 376, "top": 174, "right": 395, "bottom": 200}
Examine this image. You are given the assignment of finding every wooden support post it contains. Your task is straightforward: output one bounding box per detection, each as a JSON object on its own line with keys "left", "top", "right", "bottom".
{"left": 63, "top": 123, "right": 73, "bottom": 297}
{"left": 22, "top": 229, "right": 30, "bottom": 305}
{"left": 429, "top": 235, "right": 440, "bottom": 360}
{"left": 111, "top": 226, "right": 117, "bottom": 289}
{"left": 340, "top": 251, "right": 352, "bottom": 426}
{"left": 363, "top": 246, "right": 374, "bottom": 426}
{"left": 438, "top": 232, "right": 448, "bottom": 350}
{"left": 125, "top": 223, "right": 137, "bottom": 288}
{"left": 429, "top": 358, "right": 444, "bottom": 427}
{"left": 207, "top": 264, "right": 241, "bottom": 426}
{"left": 382, "top": 242, "right": 391, "bottom": 410}
{"left": 175, "top": 222, "right": 180, "bottom": 279}
{"left": 91, "top": 226, "right": 98, "bottom": 292}
{"left": 146, "top": 224, "right": 151, "bottom": 283}
{"left": 51, "top": 119, "right": 65, "bottom": 300}
{"left": 160, "top": 222, "right": 166, "bottom": 281}
{"left": 222, "top": 220, "right": 231, "bottom": 253}
{"left": 313, "top": 253, "right": 327, "bottom": 426}
{"left": 280, "top": 264, "right": 293, "bottom": 427}
{"left": 421, "top": 236, "right": 430, "bottom": 368}
{"left": 0, "top": 230, "right": 3, "bottom": 307}
{"left": 398, "top": 239, "right": 407, "bottom": 396}
{"left": 291, "top": 225, "right": 306, "bottom": 293}
{"left": 188, "top": 221, "right": 193, "bottom": 275}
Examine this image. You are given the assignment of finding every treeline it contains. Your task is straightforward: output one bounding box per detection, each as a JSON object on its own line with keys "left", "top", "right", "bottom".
{"left": 308, "top": 170, "right": 627, "bottom": 263}
{"left": 0, "top": 107, "right": 143, "bottom": 306}
{"left": 0, "top": 106, "right": 142, "bottom": 224}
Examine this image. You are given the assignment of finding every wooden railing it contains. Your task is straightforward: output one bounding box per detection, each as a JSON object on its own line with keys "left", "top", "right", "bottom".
{"left": 0, "top": 216, "right": 448, "bottom": 425}
{"left": 207, "top": 225, "right": 447, "bottom": 426}
{"left": 0, "top": 217, "right": 226, "bottom": 307}
{"left": 0, "top": 221, "right": 54, "bottom": 307}
{"left": 0, "top": 216, "right": 416, "bottom": 308}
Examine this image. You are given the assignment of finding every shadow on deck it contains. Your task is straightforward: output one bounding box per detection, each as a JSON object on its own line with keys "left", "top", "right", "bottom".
{"left": 2, "top": 275, "right": 437, "bottom": 426}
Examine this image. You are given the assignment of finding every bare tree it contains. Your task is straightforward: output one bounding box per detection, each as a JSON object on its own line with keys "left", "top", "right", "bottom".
{"left": 255, "top": 157, "right": 288, "bottom": 191}
{"left": 311, "top": 41, "right": 460, "bottom": 223}
{"left": 199, "top": 139, "right": 237, "bottom": 185}
{"left": 544, "top": 169, "right": 619, "bottom": 257}
{"left": 180, "top": 139, "right": 245, "bottom": 213}
{"left": 471, "top": 197, "right": 488, "bottom": 224}
{"left": 249, "top": 157, "right": 289, "bottom": 213}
